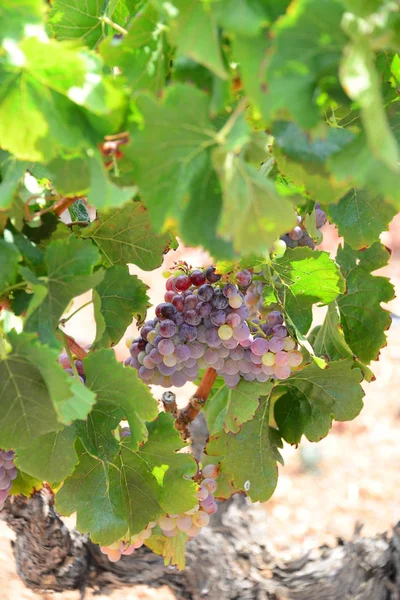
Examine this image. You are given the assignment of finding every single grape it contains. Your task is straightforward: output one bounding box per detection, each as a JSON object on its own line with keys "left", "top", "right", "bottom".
{"left": 251, "top": 337, "right": 269, "bottom": 356}
{"left": 223, "top": 283, "right": 238, "bottom": 297}
{"left": 315, "top": 207, "right": 327, "bottom": 229}
{"left": 159, "top": 319, "right": 177, "bottom": 338}
{"left": 232, "top": 322, "right": 250, "bottom": 341}
{"left": 192, "top": 511, "right": 210, "bottom": 528}
{"left": 190, "top": 270, "right": 206, "bottom": 286}
{"left": 173, "top": 275, "right": 191, "bottom": 292}
{"left": 229, "top": 345, "right": 244, "bottom": 360}
{"left": 287, "top": 350, "right": 303, "bottom": 367}
{"left": 262, "top": 352, "right": 275, "bottom": 366}
{"left": 197, "top": 284, "right": 214, "bottom": 302}
{"left": 205, "top": 266, "right": 221, "bottom": 283}
{"left": 186, "top": 524, "right": 202, "bottom": 537}
{"left": 269, "top": 336, "right": 284, "bottom": 353}
{"left": 143, "top": 355, "right": 155, "bottom": 369}
{"left": 229, "top": 294, "right": 243, "bottom": 309}
{"left": 224, "top": 373, "right": 241, "bottom": 388}
{"left": 163, "top": 354, "right": 177, "bottom": 368}
{"left": 176, "top": 515, "right": 193, "bottom": 532}
{"left": 197, "top": 301, "right": 212, "bottom": 317}
{"left": 266, "top": 311, "right": 284, "bottom": 327}
{"left": 166, "top": 276, "right": 174, "bottom": 291}
{"left": 196, "top": 485, "right": 209, "bottom": 501}
{"left": 149, "top": 348, "right": 163, "bottom": 364}
{"left": 273, "top": 239, "right": 287, "bottom": 257}
{"left": 212, "top": 291, "right": 229, "bottom": 310}
{"left": 274, "top": 351, "right": 289, "bottom": 367}
{"left": 272, "top": 325, "right": 287, "bottom": 338}
{"left": 170, "top": 371, "right": 187, "bottom": 387}
{"left": 210, "top": 309, "right": 226, "bottom": 327}
{"left": 58, "top": 353, "right": 70, "bottom": 369}
{"left": 204, "top": 327, "right": 221, "bottom": 348}
{"left": 156, "top": 302, "right": 177, "bottom": 320}
{"left": 158, "top": 516, "right": 177, "bottom": 531}
{"left": 218, "top": 324, "right": 233, "bottom": 340}
{"left": 179, "top": 324, "right": 198, "bottom": 342}
{"left": 172, "top": 295, "right": 184, "bottom": 312}
{"left": 226, "top": 312, "right": 241, "bottom": 328}
{"left": 184, "top": 309, "right": 202, "bottom": 326}
{"left": 174, "top": 344, "right": 191, "bottom": 361}
{"left": 222, "top": 336, "right": 239, "bottom": 349}
{"left": 236, "top": 270, "right": 252, "bottom": 287}
{"left": 289, "top": 226, "right": 303, "bottom": 241}
{"left": 184, "top": 294, "right": 198, "bottom": 310}
{"left": 274, "top": 364, "right": 291, "bottom": 380}
{"left": 158, "top": 339, "right": 175, "bottom": 356}
{"left": 188, "top": 341, "right": 205, "bottom": 359}
{"left": 224, "top": 359, "right": 239, "bottom": 375}
{"left": 283, "top": 336, "right": 296, "bottom": 351}
{"left": 139, "top": 366, "right": 154, "bottom": 381}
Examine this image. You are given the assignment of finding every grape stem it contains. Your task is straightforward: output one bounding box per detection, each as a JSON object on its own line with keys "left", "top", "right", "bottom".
{"left": 57, "top": 330, "right": 88, "bottom": 360}
{"left": 246, "top": 320, "right": 267, "bottom": 339}
{"left": 59, "top": 300, "right": 93, "bottom": 325}
{"left": 175, "top": 368, "right": 217, "bottom": 440}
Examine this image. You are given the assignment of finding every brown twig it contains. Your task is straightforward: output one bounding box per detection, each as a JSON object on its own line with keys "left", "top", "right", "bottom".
{"left": 162, "top": 391, "right": 178, "bottom": 417}
{"left": 175, "top": 368, "right": 217, "bottom": 440}
{"left": 59, "top": 332, "right": 88, "bottom": 360}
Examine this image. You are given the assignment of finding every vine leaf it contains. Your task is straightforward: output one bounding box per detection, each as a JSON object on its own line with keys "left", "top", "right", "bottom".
{"left": 86, "top": 153, "right": 136, "bottom": 211}
{"left": 265, "top": 0, "right": 346, "bottom": 127}
{"left": 274, "top": 359, "right": 364, "bottom": 444}
{"left": 327, "top": 189, "right": 396, "bottom": 249}
{"left": 0, "top": 156, "right": 28, "bottom": 210}
{"left": 212, "top": 0, "right": 269, "bottom": 37}
{"left": 0, "top": 332, "right": 64, "bottom": 448}
{"left": 81, "top": 202, "right": 174, "bottom": 270}
{"left": 10, "top": 470, "right": 42, "bottom": 497}
{"left": 272, "top": 247, "right": 345, "bottom": 334}
{"left": 336, "top": 242, "right": 394, "bottom": 363}
{"left": 165, "top": 0, "right": 227, "bottom": 79}
{"left": 215, "top": 157, "right": 296, "bottom": 255}
{"left": 0, "top": 238, "right": 20, "bottom": 292}
{"left": 127, "top": 84, "right": 217, "bottom": 230}
{"left": 83, "top": 349, "right": 158, "bottom": 451}
{"left": 0, "top": 0, "right": 44, "bottom": 44}
{"left": 15, "top": 427, "right": 78, "bottom": 485}
{"left": 206, "top": 401, "right": 283, "bottom": 502}
{"left": 56, "top": 414, "right": 197, "bottom": 545}
{"left": 23, "top": 236, "right": 104, "bottom": 347}
{"left": 100, "top": 2, "right": 169, "bottom": 93}
{"left": 272, "top": 121, "right": 354, "bottom": 204}
{"left": 93, "top": 265, "right": 149, "bottom": 349}
{"left": 204, "top": 377, "right": 272, "bottom": 434}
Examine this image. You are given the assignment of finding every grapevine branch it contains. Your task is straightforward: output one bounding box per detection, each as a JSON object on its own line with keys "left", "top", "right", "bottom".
{"left": 174, "top": 367, "right": 217, "bottom": 439}
{"left": 57, "top": 331, "right": 88, "bottom": 360}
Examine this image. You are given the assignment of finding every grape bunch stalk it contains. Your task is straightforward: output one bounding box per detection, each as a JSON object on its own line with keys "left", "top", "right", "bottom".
{"left": 99, "top": 460, "right": 220, "bottom": 562}
{"left": 0, "top": 450, "right": 18, "bottom": 510}
{"left": 126, "top": 266, "right": 303, "bottom": 387}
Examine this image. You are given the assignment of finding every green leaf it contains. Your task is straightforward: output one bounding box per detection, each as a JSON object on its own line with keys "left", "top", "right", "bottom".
{"left": 272, "top": 121, "right": 354, "bottom": 203}
{"left": 179, "top": 159, "right": 234, "bottom": 259}
{"left": 206, "top": 401, "right": 282, "bottom": 502}
{"left": 274, "top": 359, "right": 364, "bottom": 444}
{"left": 56, "top": 439, "right": 128, "bottom": 545}
{"left": 233, "top": 32, "right": 270, "bottom": 118}
{"left": 46, "top": 155, "right": 90, "bottom": 196}
{"left": 327, "top": 189, "right": 396, "bottom": 249}
{"left": 100, "top": 3, "right": 169, "bottom": 93}
{"left": 93, "top": 265, "right": 149, "bottom": 349}
{"left": 0, "top": 156, "right": 28, "bottom": 210}
{"left": 212, "top": 0, "right": 270, "bottom": 36}
{"left": 0, "top": 0, "right": 44, "bottom": 44}
{"left": 49, "top": 0, "right": 132, "bottom": 48}
{"left": 56, "top": 414, "right": 197, "bottom": 545}
{"left": 313, "top": 303, "right": 355, "bottom": 361}
{"left": 0, "top": 332, "right": 63, "bottom": 448}
{"left": 23, "top": 236, "right": 103, "bottom": 347}
{"left": 83, "top": 349, "right": 158, "bottom": 450}
{"left": 265, "top": 0, "right": 346, "bottom": 127}
{"left": 0, "top": 38, "right": 125, "bottom": 162}
{"left": 215, "top": 156, "right": 296, "bottom": 255}
{"left": 86, "top": 152, "right": 136, "bottom": 211}
{"left": 340, "top": 26, "right": 400, "bottom": 171}
{"left": 81, "top": 201, "right": 174, "bottom": 270}
{"left": 336, "top": 243, "right": 394, "bottom": 363}
{"left": 272, "top": 247, "right": 345, "bottom": 334}
{"left": 166, "top": 0, "right": 227, "bottom": 79}
{"left": 329, "top": 132, "right": 400, "bottom": 207}
{"left": 204, "top": 378, "right": 272, "bottom": 434}
{"left": 163, "top": 530, "right": 187, "bottom": 570}
{"left": 15, "top": 427, "right": 78, "bottom": 484}
{"left": 0, "top": 239, "right": 20, "bottom": 293}
{"left": 127, "top": 85, "right": 217, "bottom": 229}
{"left": 10, "top": 470, "right": 42, "bottom": 497}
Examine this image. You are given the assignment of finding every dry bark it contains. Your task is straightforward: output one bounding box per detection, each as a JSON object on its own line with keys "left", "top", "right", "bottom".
{"left": 2, "top": 487, "right": 400, "bottom": 600}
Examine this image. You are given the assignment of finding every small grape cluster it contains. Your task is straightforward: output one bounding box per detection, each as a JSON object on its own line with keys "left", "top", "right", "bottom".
{"left": 126, "top": 267, "right": 302, "bottom": 387}
{"left": 58, "top": 352, "right": 85, "bottom": 383}
{"left": 98, "top": 464, "right": 219, "bottom": 562}
{"left": 157, "top": 464, "right": 219, "bottom": 539}
{"left": 0, "top": 450, "right": 17, "bottom": 510}
{"left": 280, "top": 204, "right": 327, "bottom": 250}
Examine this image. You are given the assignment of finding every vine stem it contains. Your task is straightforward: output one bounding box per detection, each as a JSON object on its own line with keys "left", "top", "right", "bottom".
{"left": 57, "top": 330, "right": 88, "bottom": 361}
{"left": 59, "top": 300, "right": 93, "bottom": 326}
{"left": 174, "top": 368, "right": 217, "bottom": 440}
{"left": 101, "top": 15, "right": 128, "bottom": 35}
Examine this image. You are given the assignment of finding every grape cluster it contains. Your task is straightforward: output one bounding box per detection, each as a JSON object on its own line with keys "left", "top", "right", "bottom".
{"left": 0, "top": 450, "right": 17, "bottom": 510}
{"left": 58, "top": 352, "right": 85, "bottom": 383}
{"left": 281, "top": 204, "right": 327, "bottom": 250}
{"left": 157, "top": 463, "right": 219, "bottom": 539}
{"left": 126, "top": 267, "right": 302, "bottom": 386}
{"left": 99, "top": 463, "right": 219, "bottom": 562}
